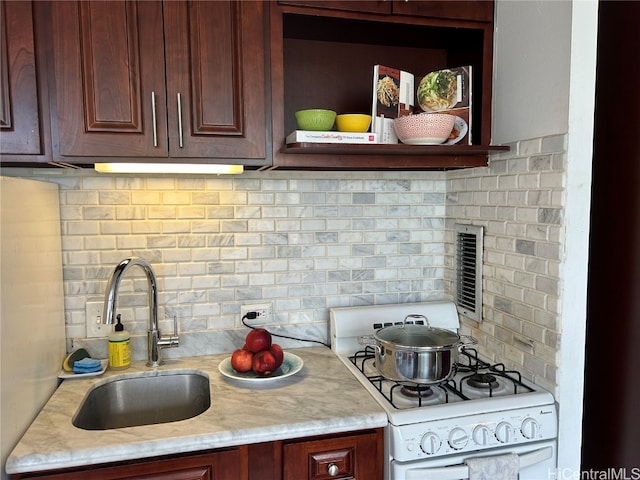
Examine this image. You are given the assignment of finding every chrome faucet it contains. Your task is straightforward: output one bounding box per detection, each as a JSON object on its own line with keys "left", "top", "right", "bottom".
{"left": 102, "top": 257, "right": 179, "bottom": 367}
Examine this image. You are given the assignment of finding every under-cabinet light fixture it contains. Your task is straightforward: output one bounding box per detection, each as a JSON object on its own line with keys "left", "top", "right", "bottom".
{"left": 94, "top": 163, "right": 244, "bottom": 175}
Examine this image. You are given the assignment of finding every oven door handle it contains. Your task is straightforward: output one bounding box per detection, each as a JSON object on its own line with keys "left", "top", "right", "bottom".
{"left": 405, "top": 446, "right": 553, "bottom": 480}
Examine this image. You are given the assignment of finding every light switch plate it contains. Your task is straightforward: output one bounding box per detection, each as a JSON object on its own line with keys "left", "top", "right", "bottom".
{"left": 85, "top": 301, "right": 110, "bottom": 338}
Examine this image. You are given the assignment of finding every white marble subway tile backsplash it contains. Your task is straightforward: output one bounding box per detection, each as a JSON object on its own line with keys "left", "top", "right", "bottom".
{"left": 3, "top": 133, "right": 566, "bottom": 394}
{"left": 38, "top": 171, "right": 447, "bottom": 355}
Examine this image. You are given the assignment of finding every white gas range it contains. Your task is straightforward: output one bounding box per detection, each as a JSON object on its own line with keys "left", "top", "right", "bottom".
{"left": 330, "top": 301, "right": 558, "bottom": 480}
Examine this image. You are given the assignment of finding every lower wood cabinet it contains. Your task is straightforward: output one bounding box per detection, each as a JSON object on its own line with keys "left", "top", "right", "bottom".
{"left": 283, "top": 430, "right": 383, "bottom": 480}
{"left": 10, "top": 429, "right": 384, "bottom": 480}
{"left": 10, "top": 448, "right": 248, "bottom": 480}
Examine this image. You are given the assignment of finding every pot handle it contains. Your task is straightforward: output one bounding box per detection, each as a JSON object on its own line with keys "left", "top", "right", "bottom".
{"left": 404, "top": 314, "right": 430, "bottom": 327}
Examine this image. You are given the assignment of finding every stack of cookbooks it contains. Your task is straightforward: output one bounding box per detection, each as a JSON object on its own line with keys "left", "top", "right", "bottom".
{"left": 371, "top": 64, "right": 472, "bottom": 145}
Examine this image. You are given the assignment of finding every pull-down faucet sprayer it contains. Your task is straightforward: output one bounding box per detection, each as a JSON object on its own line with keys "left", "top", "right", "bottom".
{"left": 102, "top": 257, "right": 179, "bottom": 367}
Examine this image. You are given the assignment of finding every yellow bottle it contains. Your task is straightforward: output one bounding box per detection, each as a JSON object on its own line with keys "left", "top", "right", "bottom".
{"left": 108, "top": 314, "right": 131, "bottom": 370}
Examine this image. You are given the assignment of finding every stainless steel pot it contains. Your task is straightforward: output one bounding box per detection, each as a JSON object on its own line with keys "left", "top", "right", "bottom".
{"left": 360, "top": 314, "right": 477, "bottom": 385}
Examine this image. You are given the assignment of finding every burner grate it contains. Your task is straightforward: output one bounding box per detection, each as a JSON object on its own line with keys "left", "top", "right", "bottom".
{"left": 348, "top": 349, "right": 468, "bottom": 408}
{"left": 348, "top": 347, "right": 535, "bottom": 408}
{"left": 458, "top": 349, "right": 535, "bottom": 397}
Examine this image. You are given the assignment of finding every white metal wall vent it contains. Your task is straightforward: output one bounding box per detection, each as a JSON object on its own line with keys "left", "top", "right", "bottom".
{"left": 455, "top": 223, "right": 483, "bottom": 322}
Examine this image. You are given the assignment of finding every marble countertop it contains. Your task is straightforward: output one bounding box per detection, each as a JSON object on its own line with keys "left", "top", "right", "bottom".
{"left": 6, "top": 347, "right": 388, "bottom": 475}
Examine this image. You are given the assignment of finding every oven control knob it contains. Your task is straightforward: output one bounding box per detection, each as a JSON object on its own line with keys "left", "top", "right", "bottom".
{"left": 520, "top": 417, "right": 540, "bottom": 439}
{"left": 448, "top": 427, "right": 469, "bottom": 450}
{"left": 495, "top": 421, "right": 514, "bottom": 443}
{"left": 420, "top": 432, "right": 442, "bottom": 455}
{"left": 472, "top": 424, "right": 492, "bottom": 446}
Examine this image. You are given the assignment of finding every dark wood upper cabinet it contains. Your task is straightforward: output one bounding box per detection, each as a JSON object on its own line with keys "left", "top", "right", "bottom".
{"left": 269, "top": 1, "right": 505, "bottom": 170}
{"left": 50, "top": 1, "right": 269, "bottom": 165}
{"left": 279, "top": 0, "right": 493, "bottom": 22}
{"left": 393, "top": 1, "right": 494, "bottom": 22}
{"left": 5, "top": 0, "right": 502, "bottom": 170}
{"left": 0, "top": 0, "right": 45, "bottom": 157}
{"left": 52, "top": 1, "right": 165, "bottom": 158}
{"left": 278, "top": 1, "right": 391, "bottom": 15}
{"left": 163, "top": 1, "right": 268, "bottom": 162}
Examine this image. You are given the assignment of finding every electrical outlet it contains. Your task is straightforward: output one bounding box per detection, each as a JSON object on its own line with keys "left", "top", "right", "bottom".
{"left": 85, "top": 301, "right": 110, "bottom": 338}
{"left": 240, "top": 303, "right": 273, "bottom": 325}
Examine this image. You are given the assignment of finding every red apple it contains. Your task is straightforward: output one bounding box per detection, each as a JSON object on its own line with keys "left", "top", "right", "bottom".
{"left": 245, "top": 328, "right": 272, "bottom": 353}
{"left": 252, "top": 350, "right": 278, "bottom": 376}
{"left": 270, "top": 343, "right": 284, "bottom": 369}
{"left": 230, "top": 348, "right": 254, "bottom": 373}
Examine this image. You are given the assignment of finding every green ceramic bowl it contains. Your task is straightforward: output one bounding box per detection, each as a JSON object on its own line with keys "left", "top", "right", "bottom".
{"left": 294, "top": 109, "right": 337, "bottom": 131}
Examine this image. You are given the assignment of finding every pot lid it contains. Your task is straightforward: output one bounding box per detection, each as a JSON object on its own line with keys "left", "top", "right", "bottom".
{"left": 375, "top": 324, "right": 460, "bottom": 348}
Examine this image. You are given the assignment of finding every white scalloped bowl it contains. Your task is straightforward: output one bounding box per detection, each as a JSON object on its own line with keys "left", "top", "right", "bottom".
{"left": 393, "top": 113, "right": 456, "bottom": 145}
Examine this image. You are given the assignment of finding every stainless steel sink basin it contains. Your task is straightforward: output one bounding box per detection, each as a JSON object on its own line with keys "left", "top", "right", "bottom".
{"left": 73, "top": 371, "right": 211, "bottom": 430}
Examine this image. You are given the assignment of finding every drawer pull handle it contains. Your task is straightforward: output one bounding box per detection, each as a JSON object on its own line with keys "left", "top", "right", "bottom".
{"left": 327, "top": 463, "right": 339, "bottom": 476}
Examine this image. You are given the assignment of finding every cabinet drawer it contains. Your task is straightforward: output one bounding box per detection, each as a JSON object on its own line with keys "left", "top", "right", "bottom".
{"left": 308, "top": 445, "right": 353, "bottom": 479}
{"left": 283, "top": 431, "right": 382, "bottom": 480}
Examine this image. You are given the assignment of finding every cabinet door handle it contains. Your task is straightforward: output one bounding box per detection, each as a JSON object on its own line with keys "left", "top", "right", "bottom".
{"left": 327, "top": 463, "right": 339, "bottom": 476}
{"left": 177, "top": 93, "right": 184, "bottom": 148}
{"left": 151, "top": 91, "right": 158, "bottom": 147}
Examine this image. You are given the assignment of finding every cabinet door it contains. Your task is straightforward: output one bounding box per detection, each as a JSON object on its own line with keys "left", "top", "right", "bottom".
{"left": 0, "top": 0, "right": 42, "bottom": 155}
{"left": 392, "top": 0, "right": 494, "bottom": 23}
{"left": 13, "top": 448, "right": 248, "bottom": 480}
{"left": 163, "top": 1, "right": 268, "bottom": 162}
{"left": 51, "top": 1, "right": 168, "bottom": 158}
{"left": 283, "top": 431, "right": 382, "bottom": 480}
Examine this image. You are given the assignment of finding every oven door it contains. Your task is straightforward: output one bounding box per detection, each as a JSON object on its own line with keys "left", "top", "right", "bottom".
{"left": 392, "top": 440, "right": 556, "bottom": 480}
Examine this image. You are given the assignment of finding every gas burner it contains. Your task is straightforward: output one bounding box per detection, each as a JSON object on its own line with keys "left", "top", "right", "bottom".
{"left": 346, "top": 345, "right": 540, "bottom": 408}
{"left": 466, "top": 373, "right": 499, "bottom": 389}
{"left": 400, "top": 385, "right": 434, "bottom": 398}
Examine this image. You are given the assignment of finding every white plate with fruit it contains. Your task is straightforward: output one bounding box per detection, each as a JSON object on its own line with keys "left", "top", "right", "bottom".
{"left": 219, "top": 328, "right": 304, "bottom": 382}
{"left": 219, "top": 352, "right": 303, "bottom": 382}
